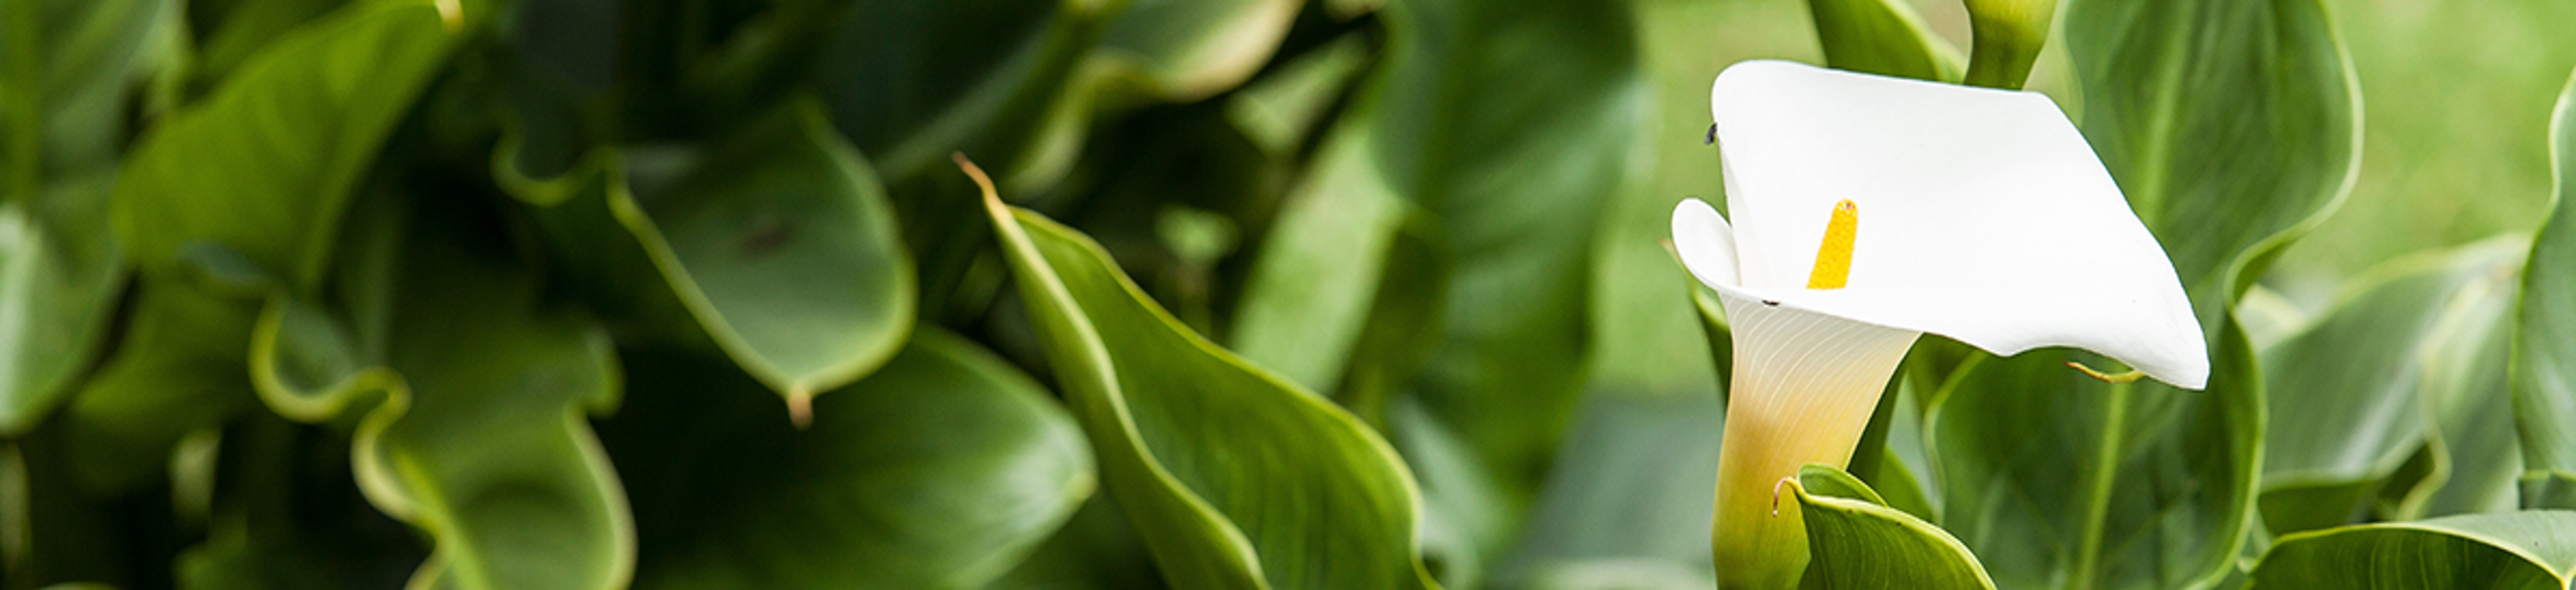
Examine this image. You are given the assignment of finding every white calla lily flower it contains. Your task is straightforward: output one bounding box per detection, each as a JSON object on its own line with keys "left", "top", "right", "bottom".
{"left": 1683, "top": 60, "right": 2208, "bottom": 589}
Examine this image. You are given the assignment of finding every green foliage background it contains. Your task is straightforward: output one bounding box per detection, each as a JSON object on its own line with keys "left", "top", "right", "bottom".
{"left": 1, "top": 0, "right": 2574, "bottom": 589}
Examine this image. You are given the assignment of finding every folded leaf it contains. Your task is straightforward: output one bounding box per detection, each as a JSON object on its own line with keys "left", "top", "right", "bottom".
{"left": 2261, "top": 239, "right": 2528, "bottom": 532}
{"left": 608, "top": 100, "right": 914, "bottom": 422}
{"left": 1788, "top": 465, "right": 1995, "bottom": 590}
{"left": 2250, "top": 511, "right": 2576, "bottom": 589}
{"left": 979, "top": 163, "right": 1438, "bottom": 589}
{"left": 248, "top": 199, "right": 632, "bottom": 590}
{"left": 2514, "top": 68, "right": 2576, "bottom": 510}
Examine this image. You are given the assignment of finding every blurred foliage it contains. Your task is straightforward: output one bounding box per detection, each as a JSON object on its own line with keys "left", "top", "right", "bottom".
{"left": 0, "top": 0, "right": 2573, "bottom": 588}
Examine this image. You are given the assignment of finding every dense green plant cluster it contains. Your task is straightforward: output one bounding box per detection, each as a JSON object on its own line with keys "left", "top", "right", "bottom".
{"left": 1, "top": 0, "right": 2572, "bottom": 588}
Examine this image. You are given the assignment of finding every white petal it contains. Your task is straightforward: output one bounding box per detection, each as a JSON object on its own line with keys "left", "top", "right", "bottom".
{"left": 1671, "top": 198, "right": 1741, "bottom": 288}
{"left": 1703, "top": 60, "right": 2208, "bottom": 389}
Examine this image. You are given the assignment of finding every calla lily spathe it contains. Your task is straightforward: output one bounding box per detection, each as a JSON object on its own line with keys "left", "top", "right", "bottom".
{"left": 1683, "top": 60, "right": 2208, "bottom": 589}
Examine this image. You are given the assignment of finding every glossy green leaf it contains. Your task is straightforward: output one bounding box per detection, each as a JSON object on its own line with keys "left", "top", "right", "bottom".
{"left": 2514, "top": 68, "right": 2576, "bottom": 510}
{"left": 1803, "top": 0, "right": 1965, "bottom": 82}
{"left": 1368, "top": 0, "right": 1648, "bottom": 490}
{"left": 2249, "top": 511, "right": 2576, "bottom": 589}
{"left": 2260, "top": 239, "right": 2527, "bottom": 533}
{"left": 1925, "top": 0, "right": 2359, "bottom": 587}
{"left": 981, "top": 180, "right": 1438, "bottom": 589}
{"left": 2063, "top": 0, "right": 2359, "bottom": 299}
{"left": 248, "top": 201, "right": 633, "bottom": 590}
{"left": 603, "top": 329, "right": 1091, "bottom": 589}
{"left": 109, "top": 0, "right": 461, "bottom": 290}
{"left": 0, "top": 174, "right": 127, "bottom": 435}
{"left": 608, "top": 101, "right": 915, "bottom": 419}
{"left": 1788, "top": 465, "right": 1996, "bottom": 590}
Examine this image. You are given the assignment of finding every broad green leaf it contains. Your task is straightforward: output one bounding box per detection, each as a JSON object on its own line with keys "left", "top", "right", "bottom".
{"left": 979, "top": 177, "right": 1438, "bottom": 589}
{"left": 0, "top": 0, "right": 161, "bottom": 436}
{"left": 247, "top": 200, "right": 632, "bottom": 590}
{"left": 0, "top": 174, "right": 126, "bottom": 435}
{"left": 1, "top": 0, "right": 168, "bottom": 197}
{"left": 1367, "top": 0, "right": 1648, "bottom": 493}
{"left": 2063, "top": 0, "right": 2359, "bottom": 300}
{"left": 602, "top": 329, "right": 1091, "bottom": 589}
{"left": 1095, "top": 0, "right": 1301, "bottom": 101}
{"left": 1803, "top": 0, "right": 1965, "bottom": 82}
{"left": 1788, "top": 465, "right": 1997, "bottom": 590}
{"left": 1927, "top": 0, "right": 2359, "bottom": 587}
{"left": 2249, "top": 511, "right": 2576, "bottom": 589}
{"left": 2515, "top": 68, "right": 2576, "bottom": 510}
{"left": 607, "top": 100, "right": 914, "bottom": 420}
{"left": 1232, "top": 126, "right": 1410, "bottom": 394}
{"left": 111, "top": 1, "right": 461, "bottom": 290}
{"left": 2259, "top": 239, "right": 2527, "bottom": 533}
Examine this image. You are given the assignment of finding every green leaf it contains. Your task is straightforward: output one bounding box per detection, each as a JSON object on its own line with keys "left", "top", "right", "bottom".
{"left": 1, "top": 0, "right": 170, "bottom": 196}
{"left": 2514, "top": 68, "right": 2576, "bottom": 510}
{"left": 812, "top": 0, "right": 1108, "bottom": 182}
{"left": 1367, "top": 0, "right": 1648, "bottom": 491}
{"left": 1962, "top": 0, "right": 2057, "bottom": 89}
{"left": 2063, "top": 0, "right": 2359, "bottom": 300}
{"left": 608, "top": 100, "right": 914, "bottom": 420}
{"left": 1926, "top": 0, "right": 2359, "bottom": 587}
{"left": 1230, "top": 127, "right": 1409, "bottom": 394}
{"left": 1095, "top": 0, "right": 1302, "bottom": 101}
{"left": 2259, "top": 239, "right": 2528, "bottom": 533}
{"left": 979, "top": 178, "right": 1438, "bottom": 589}
{"left": 58, "top": 276, "right": 258, "bottom": 495}
{"left": 1803, "top": 0, "right": 1966, "bottom": 82}
{"left": 602, "top": 329, "right": 1091, "bottom": 589}
{"left": 110, "top": 0, "right": 461, "bottom": 290}
{"left": 2249, "top": 511, "right": 2576, "bottom": 589}
{"left": 1787, "top": 465, "right": 1996, "bottom": 590}
{"left": 0, "top": 174, "right": 127, "bottom": 435}
{"left": 1495, "top": 392, "right": 1724, "bottom": 586}
{"left": 247, "top": 200, "right": 633, "bottom": 590}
